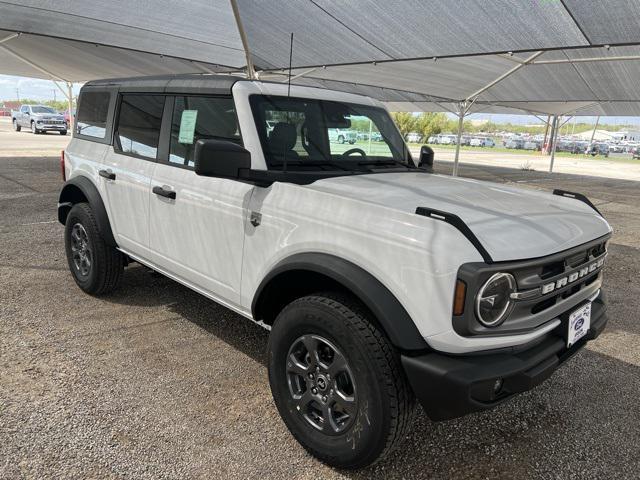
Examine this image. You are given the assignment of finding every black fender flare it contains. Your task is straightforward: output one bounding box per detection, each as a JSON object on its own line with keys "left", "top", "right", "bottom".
{"left": 58, "top": 175, "right": 117, "bottom": 247}
{"left": 252, "top": 253, "right": 429, "bottom": 351}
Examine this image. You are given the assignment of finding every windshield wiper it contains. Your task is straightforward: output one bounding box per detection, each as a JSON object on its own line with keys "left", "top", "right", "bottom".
{"left": 272, "top": 160, "right": 356, "bottom": 172}
{"left": 357, "top": 159, "right": 416, "bottom": 169}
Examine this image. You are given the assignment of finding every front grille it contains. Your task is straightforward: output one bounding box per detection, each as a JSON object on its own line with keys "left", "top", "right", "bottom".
{"left": 454, "top": 235, "right": 609, "bottom": 337}
{"left": 514, "top": 243, "right": 607, "bottom": 316}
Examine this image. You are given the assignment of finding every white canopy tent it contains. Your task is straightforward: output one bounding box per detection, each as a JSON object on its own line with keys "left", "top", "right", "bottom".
{"left": 3, "top": 0, "right": 640, "bottom": 173}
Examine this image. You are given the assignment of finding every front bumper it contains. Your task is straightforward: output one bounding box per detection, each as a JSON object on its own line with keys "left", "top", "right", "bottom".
{"left": 401, "top": 293, "right": 607, "bottom": 421}
{"left": 38, "top": 124, "right": 67, "bottom": 130}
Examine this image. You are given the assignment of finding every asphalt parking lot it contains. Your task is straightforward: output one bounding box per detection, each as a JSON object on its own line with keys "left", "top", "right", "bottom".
{"left": 1, "top": 128, "right": 639, "bottom": 479}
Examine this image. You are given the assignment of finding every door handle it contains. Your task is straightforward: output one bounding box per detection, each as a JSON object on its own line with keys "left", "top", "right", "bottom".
{"left": 153, "top": 185, "right": 176, "bottom": 200}
{"left": 99, "top": 169, "right": 116, "bottom": 180}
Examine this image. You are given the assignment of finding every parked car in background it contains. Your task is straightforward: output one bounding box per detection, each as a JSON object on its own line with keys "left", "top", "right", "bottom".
{"left": 11, "top": 104, "right": 67, "bottom": 135}
{"left": 60, "top": 108, "right": 76, "bottom": 130}
{"left": 570, "top": 141, "right": 588, "bottom": 154}
{"left": 328, "top": 128, "right": 357, "bottom": 144}
{"left": 406, "top": 132, "right": 422, "bottom": 143}
{"left": 505, "top": 137, "right": 525, "bottom": 149}
{"left": 427, "top": 135, "right": 438, "bottom": 144}
{"left": 438, "top": 134, "right": 458, "bottom": 145}
{"left": 586, "top": 143, "right": 610, "bottom": 157}
{"left": 523, "top": 140, "right": 541, "bottom": 151}
{"left": 609, "top": 144, "right": 624, "bottom": 154}
{"left": 470, "top": 136, "right": 495, "bottom": 147}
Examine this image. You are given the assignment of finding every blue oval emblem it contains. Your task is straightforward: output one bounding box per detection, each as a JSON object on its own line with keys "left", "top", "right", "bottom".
{"left": 575, "top": 318, "right": 584, "bottom": 330}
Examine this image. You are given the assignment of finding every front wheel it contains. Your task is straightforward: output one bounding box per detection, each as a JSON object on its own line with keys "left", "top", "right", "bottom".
{"left": 268, "top": 293, "right": 415, "bottom": 469}
{"left": 13, "top": 119, "right": 21, "bottom": 131}
{"left": 64, "top": 203, "right": 124, "bottom": 295}
{"left": 338, "top": 135, "right": 345, "bottom": 144}
{"left": 31, "top": 121, "right": 39, "bottom": 134}
{"left": 59, "top": 130, "right": 68, "bottom": 135}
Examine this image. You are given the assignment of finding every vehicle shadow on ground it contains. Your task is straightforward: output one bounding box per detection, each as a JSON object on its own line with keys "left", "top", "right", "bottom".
{"left": 103, "top": 264, "right": 270, "bottom": 367}
{"left": 99, "top": 263, "right": 640, "bottom": 478}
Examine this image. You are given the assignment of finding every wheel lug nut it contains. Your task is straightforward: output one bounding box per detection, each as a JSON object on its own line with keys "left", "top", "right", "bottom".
{"left": 308, "top": 373, "right": 314, "bottom": 379}
{"left": 322, "top": 396, "right": 327, "bottom": 402}
{"left": 311, "top": 387, "right": 317, "bottom": 394}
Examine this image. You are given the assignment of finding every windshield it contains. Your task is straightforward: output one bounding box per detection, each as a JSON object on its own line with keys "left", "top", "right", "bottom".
{"left": 250, "top": 95, "right": 412, "bottom": 171}
{"left": 31, "top": 106, "right": 57, "bottom": 114}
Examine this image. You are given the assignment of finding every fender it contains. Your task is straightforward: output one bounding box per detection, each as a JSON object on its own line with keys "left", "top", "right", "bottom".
{"left": 252, "top": 253, "right": 430, "bottom": 351}
{"left": 58, "top": 175, "right": 117, "bottom": 247}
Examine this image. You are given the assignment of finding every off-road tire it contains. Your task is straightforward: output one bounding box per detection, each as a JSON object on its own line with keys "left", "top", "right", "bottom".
{"left": 64, "top": 202, "right": 123, "bottom": 295}
{"left": 268, "top": 292, "right": 416, "bottom": 469}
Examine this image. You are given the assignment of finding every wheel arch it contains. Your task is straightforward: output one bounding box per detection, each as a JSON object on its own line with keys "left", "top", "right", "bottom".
{"left": 252, "top": 253, "right": 429, "bottom": 352}
{"left": 58, "top": 176, "right": 117, "bottom": 247}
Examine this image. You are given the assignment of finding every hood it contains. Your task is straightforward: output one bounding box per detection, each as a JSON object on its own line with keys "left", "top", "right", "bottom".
{"left": 33, "top": 113, "right": 64, "bottom": 119}
{"left": 308, "top": 172, "right": 611, "bottom": 262}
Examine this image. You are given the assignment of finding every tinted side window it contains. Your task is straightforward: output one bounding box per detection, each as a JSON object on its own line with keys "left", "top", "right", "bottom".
{"left": 76, "top": 91, "right": 110, "bottom": 138}
{"left": 169, "top": 96, "right": 240, "bottom": 168}
{"left": 115, "top": 95, "right": 164, "bottom": 160}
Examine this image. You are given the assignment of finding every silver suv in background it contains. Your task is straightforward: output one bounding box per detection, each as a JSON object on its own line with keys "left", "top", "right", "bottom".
{"left": 11, "top": 104, "right": 68, "bottom": 135}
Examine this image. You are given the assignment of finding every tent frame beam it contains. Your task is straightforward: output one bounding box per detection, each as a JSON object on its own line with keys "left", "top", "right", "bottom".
{"left": 0, "top": 43, "right": 68, "bottom": 82}
{"left": 466, "top": 51, "right": 544, "bottom": 101}
{"left": 229, "top": 0, "right": 256, "bottom": 79}
{"left": 533, "top": 55, "right": 640, "bottom": 65}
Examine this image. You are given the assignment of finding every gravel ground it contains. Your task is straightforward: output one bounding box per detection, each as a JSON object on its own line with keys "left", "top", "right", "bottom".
{"left": 1, "top": 154, "right": 639, "bottom": 479}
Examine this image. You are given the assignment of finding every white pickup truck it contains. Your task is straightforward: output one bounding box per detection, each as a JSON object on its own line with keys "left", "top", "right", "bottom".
{"left": 12, "top": 104, "right": 68, "bottom": 135}
{"left": 58, "top": 74, "right": 611, "bottom": 469}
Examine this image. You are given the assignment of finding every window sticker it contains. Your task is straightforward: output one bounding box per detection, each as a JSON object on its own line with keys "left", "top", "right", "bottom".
{"left": 178, "top": 110, "right": 198, "bottom": 144}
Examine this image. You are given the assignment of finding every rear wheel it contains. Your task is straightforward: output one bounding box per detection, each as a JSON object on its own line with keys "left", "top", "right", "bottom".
{"left": 59, "top": 130, "right": 67, "bottom": 135}
{"left": 338, "top": 135, "right": 345, "bottom": 144}
{"left": 268, "top": 293, "right": 415, "bottom": 469}
{"left": 13, "top": 119, "right": 21, "bottom": 131}
{"left": 64, "top": 202, "right": 124, "bottom": 295}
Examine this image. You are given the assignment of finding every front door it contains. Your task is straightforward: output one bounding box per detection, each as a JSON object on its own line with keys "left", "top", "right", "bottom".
{"left": 101, "top": 93, "right": 165, "bottom": 257}
{"left": 147, "top": 95, "right": 252, "bottom": 306}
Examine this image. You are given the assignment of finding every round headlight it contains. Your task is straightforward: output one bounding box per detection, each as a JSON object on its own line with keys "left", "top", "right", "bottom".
{"left": 475, "top": 272, "right": 516, "bottom": 327}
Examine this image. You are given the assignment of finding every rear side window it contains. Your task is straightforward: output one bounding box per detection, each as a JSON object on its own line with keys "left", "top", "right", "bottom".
{"left": 76, "top": 91, "right": 110, "bottom": 138}
{"left": 169, "top": 96, "right": 240, "bottom": 168}
{"left": 114, "top": 95, "right": 164, "bottom": 160}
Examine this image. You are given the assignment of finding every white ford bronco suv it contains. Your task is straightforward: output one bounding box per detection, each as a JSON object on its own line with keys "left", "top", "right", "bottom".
{"left": 59, "top": 74, "right": 611, "bottom": 468}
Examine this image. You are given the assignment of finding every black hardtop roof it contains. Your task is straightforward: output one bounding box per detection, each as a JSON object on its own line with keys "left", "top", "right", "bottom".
{"left": 83, "top": 74, "right": 240, "bottom": 95}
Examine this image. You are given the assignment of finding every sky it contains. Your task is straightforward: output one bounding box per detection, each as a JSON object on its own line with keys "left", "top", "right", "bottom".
{"left": 2, "top": 74, "right": 640, "bottom": 128}
{"left": 0, "top": 75, "right": 82, "bottom": 103}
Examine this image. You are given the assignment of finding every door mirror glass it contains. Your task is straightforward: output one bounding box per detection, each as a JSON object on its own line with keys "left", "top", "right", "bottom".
{"left": 419, "top": 145, "right": 434, "bottom": 171}
{"left": 194, "top": 139, "right": 251, "bottom": 179}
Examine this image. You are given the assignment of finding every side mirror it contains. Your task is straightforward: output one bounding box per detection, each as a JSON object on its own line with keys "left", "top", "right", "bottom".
{"left": 194, "top": 139, "right": 251, "bottom": 179}
{"left": 418, "top": 145, "right": 434, "bottom": 171}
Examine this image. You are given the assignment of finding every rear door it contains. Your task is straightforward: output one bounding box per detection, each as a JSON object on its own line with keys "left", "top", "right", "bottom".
{"left": 147, "top": 94, "right": 253, "bottom": 306}
{"left": 101, "top": 93, "right": 165, "bottom": 258}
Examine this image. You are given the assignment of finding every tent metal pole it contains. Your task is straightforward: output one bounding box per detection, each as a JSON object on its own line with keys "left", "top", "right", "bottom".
{"left": 465, "top": 51, "right": 543, "bottom": 101}
{"left": 452, "top": 102, "right": 465, "bottom": 177}
{"left": 279, "top": 67, "right": 318, "bottom": 83}
{"left": 542, "top": 115, "right": 551, "bottom": 153}
{"left": 0, "top": 32, "right": 20, "bottom": 44}
{"left": 549, "top": 114, "right": 559, "bottom": 173}
{"left": 66, "top": 82, "right": 74, "bottom": 130}
{"left": 589, "top": 116, "right": 601, "bottom": 144}
{"left": 229, "top": 0, "right": 256, "bottom": 79}
{"left": 533, "top": 55, "right": 640, "bottom": 65}
{"left": 0, "top": 44, "right": 67, "bottom": 82}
